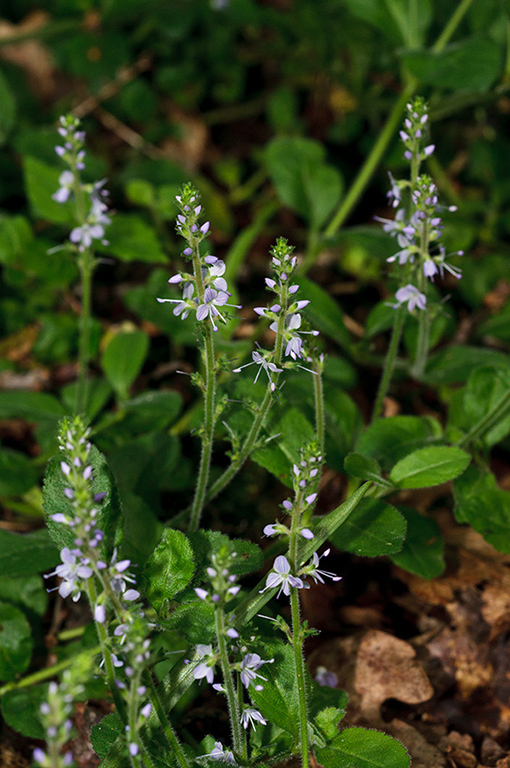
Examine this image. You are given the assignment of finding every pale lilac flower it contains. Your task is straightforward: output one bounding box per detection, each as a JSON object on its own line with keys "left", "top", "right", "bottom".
{"left": 53, "top": 170, "right": 75, "bottom": 203}
{"left": 193, "top": 644, "right": 216, "bottom": 685}
{"left": 208, "top": 742, "right": 236, "bottom": 763}
{"left": 393, "top": 284, "right": 427, "bottom": 311}
{"left": 270, "top": 313, "right": 318, "bottom": 360}
{"left": 232, "top": 349, "right": 282, "bottom": 391}
{"left": 196, "top": 287, "right": 240, "bottom": 331}
{"left": 205, "top": 258, "right": 228, "bottom": 292}
{"left": 305, "top": 549, "right": 342, "bottom": 585}
{"left": 157, "top": 281, "right": 195, "bottom": 318}
{"left": 314, "top": 665, "right": 339, "bottom": 688}
{"left": 259, "top": 555, "right": 304, "bottom": 598}
{"left": 46, "top": 547, "right": 93, "bottom": 601}
{"left": 240, "top": 653, "right": 274, "bottom": 691}
{"left": 240, "top": 708, "right": 267, "bottom": 730}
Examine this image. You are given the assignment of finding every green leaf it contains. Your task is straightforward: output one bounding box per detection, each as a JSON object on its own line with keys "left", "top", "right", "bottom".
{"left": 0, "top": 529, "right": 59, "bottom": 577}
{"left": 330, "top": 498, "right": 406, "bottom": 557}
{"left": 43, "top": 445, "right": 122, "bottom": 554}
{"left": 344, "top": 453, "right": 392, "bottom": 487}
{"left": 91, "top": 712, "right": 124, "bottom": 759}
{"left": 316, "top": 727, "right": 410, "bottom": 768}
{"left": 98, "top": 214, "right": 167, "bottom": 263}
{"left": 463, "top": 366, "right": 510, "bottom": 446}
{"left": 343, "top": 0, "right": 431, "bottom": 45}
{"left": 294, "top": 276, "right": 350, "bottom": 348}
{"left": 252, "top": 408, "right": 315, "bottom": 486}
{"left": 0, "top": 449, "right": 38, "bottom": 495}
{"left": 0, "top": 574, "right": 48, "bottom": 617}
{"left": 390, "top": 446, "right": 470, "bottom": 489}
{"left": 23, "top": 156, "right": 75, "bottom": 225}
{"left": 187, "top": 530, "right": 262, "bottom": 579}
{"left": 1, "top": 685, "right": 48, "bottom": 738}
{"left": 265, "top": 136, "right": 342, "bottom": 228}
{"left": 454, "top": 465, "right": 510, "bottom": 553}
{"left": 0, "top": 601, "right": 33, "bottom": 680}
{"left": 144, "top": 529, "right": 195, "bottom": 615}
{"left": 424, "top": 345, "right": 510, "bottom": 385}
{"left": 125, "top": 179, "right": 156, "bottom": 207}
{"left": 0, "top": 71, "right": 16, "bottom": 145}
{"left": 101, "top": 329, "right": 150, "bottom": 400}
{"left": 324, "top": 387, "right": 363, "bottom": 468}
{"left": 315, "top": 707, "right": 347, "bottom": 741}
{"left": 356, "top": 416, "right": 443, "bottom": 473}
{"left": 390, "top": 507, "right": 445, "bottom": 579}
{"left": 122, "top": 390, "right": 182, "bottom": 431}
{"left": 403, "top": 37, "right": 503, "bottom": 92}
{"left": 0, "top": 390, "right": 65, "bottom": 421}
{"left": 0, "top": 214, "right": 32, "bottom": 267}
{"left": 249, "top": 643, "right": 300, "bottom": 737}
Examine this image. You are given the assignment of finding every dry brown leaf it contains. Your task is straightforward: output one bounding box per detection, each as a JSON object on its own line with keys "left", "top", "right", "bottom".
{"left": 0, "top": 12, "right": 55, "bottom": 99}
{"left": 388, "top": 719, "right": 446, "bottom": 768}
{"left": 354, "top": 630, "right": 433, "bottom": 719}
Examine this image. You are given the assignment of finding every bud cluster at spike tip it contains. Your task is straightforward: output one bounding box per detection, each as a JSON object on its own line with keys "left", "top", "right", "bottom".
{"left": 157, "top": 185, "right": 241, "bottom": 331}
{"left": 377, "top": 98, "right": 463, "bottom": 311}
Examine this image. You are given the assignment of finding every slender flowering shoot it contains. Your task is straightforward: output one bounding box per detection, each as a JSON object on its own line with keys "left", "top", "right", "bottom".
{"left": 52, "top": 115, "right": 112, "bottom": 415}
{"left": 378, "top": 98, "right": 462, "bottom": 315}
{"left": 33, "top": 664, "right": 90, "bottom": 768}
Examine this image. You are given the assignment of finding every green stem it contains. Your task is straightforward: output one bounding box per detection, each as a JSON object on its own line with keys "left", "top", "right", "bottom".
{"left": 86, "top": 579, "right": 127, "bottom": 722}
{"left": 205, "top": 282, "right": 289, "bottom": 504}
{"left": 372, "top": 306, "right": 406, "bottom": 421}
{"left": 312, "top": 357, "right": 325, "bottom": 459}
{"left": 411, "top": 222, "right": 431, "bottom": 379}
{"left": 145, "top": 675, "right": 191, "bottom": 768}
{"left": 188, "top": 239, "right": 216, "bottom": 532}
{"left": 304, "top": 0, "right": 476, "bottom": 272}
{"left": 432, "top": 0, "right": 477, "bottom": 53}
{"left": 128, "top": 672, "right": 144, "bottom": 768}
{"left": 411, "top": 305, "right": 431, "bottom": 379}
{"left": 0, "top": 647, "right": 100, "bottom": 696}
{"left": 288, "top": 505, "right": 310, "bottom": 768}
{"left": 455, "top": 388, "right": 510, "bottom": 448}
{"left": 75, "top": 254, "right": 93, "bottom": 415}
{"left": 214, "top": 606, "right": 244, "bottom": 757}
{"left": 322, "top": 81, "right": 416, "bottom": 243}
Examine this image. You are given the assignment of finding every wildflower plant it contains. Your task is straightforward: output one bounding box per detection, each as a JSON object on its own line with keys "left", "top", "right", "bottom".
{"left": 34, "top": 102, "right": 506, "bottom": 768}
{"left": 372, "top": 98, "right": 462, "bottom": 418}
{"left": 52, "top": 114, "right": 111, "bottom": 416}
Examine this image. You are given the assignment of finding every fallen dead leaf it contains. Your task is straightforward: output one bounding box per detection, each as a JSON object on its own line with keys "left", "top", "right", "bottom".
{"left": 0, "top": 11, "right": 55, "bottom": 99}
{"left": 354, "top": 630, "right": 433, "bottom": 720}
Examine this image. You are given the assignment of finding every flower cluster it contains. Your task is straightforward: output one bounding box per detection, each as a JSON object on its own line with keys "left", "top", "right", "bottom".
{"left": 33, "top": 659, "right": 92, "bottom": 768}
{"left": 378, "top": 99, "right": 462, "bottom": 312}
{"left": 53, "top": 115, "right": 111, "bottom": 251}
{"left": 157, "top": 185, "right": 241, "bottom": 331}
{"left": 46, "top": 418, "right": 140, "bottom": 612}
{"left": 46, "top": 416, "right": 152, "bottom": 762}
{"left": 253, "top": 238, "right": 319, "bottom": 362}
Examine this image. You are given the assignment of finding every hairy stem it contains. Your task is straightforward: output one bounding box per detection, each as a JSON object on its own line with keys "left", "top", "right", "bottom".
{"left": 456, "top": 388, "right": 510, "bottom": 448}
{"left": 188, "top": 239, "right": 216, "bottom": 532}
{"left": 372, "top": 306, "right": 406, "bottom": 421}
{"left": 288, "top": 501, "right": 310, "bottom": 768}
{"left": 214, "top": 606, "right": 244, "bottom": 758}
{"left": 206, "top": 283, "right": 288, "bottom": 504}
{"left": 145, "top": 674, "right": 191, "bottom": 768}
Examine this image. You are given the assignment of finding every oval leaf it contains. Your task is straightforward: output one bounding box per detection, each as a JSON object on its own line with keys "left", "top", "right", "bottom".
{"left": 144, "top": 529, "right": 195, "bottom": 615}
{"left": 329, "top": 498, "right": 406, "bottom": 557}
{"left": 390, "top": 446, "right": 470, "bottom": 489}
{"left": 0, "top": 601, "right": 33, "bottom": 680}
{"left": 316, "top": 726, "right": 410, "bottom": 768}
{"left": 101, "top": 329, "right": 149, "bottom": 401}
